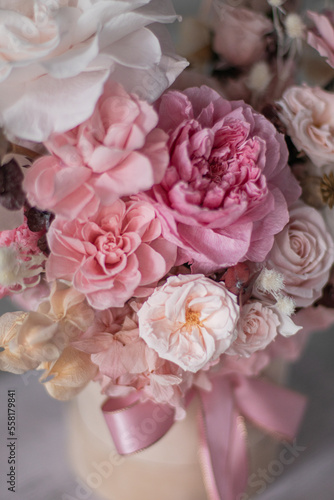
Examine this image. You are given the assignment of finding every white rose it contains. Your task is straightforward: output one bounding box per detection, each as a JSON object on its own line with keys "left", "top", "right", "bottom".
{"left": 0, "top": 0, "right": 187, "bottom": 141}
{"left": 138, "top": 274, "right": 239, "bottom": 373}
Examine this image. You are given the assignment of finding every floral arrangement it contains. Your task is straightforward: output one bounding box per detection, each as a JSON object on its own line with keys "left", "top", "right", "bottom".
{"left": 1, "top": 0, "right": 334, "bottom": 498}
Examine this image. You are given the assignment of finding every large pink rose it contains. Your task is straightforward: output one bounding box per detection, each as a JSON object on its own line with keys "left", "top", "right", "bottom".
{"left": 23, "top": 81, "right": 169, "bottom": 220}
{"left": 143, "top": 86, "right": 301, "bottom": 272}
{"left": 267, "top": 201, "right": 334, "bottom": 307}
{"left": 46, "top": 199, "right": 176, "bottom": 310}
{"left": 137, "top": 274, "right": 239, "bottom": 373}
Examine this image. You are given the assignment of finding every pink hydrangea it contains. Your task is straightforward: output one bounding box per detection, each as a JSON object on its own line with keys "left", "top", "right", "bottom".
{"left": 73, "top": 306, "right": 195, "bottom": 414}
{"left": 46, "top": 199, "right": 176, "bottom": 310}
{"left": 23, "top": 81, "right": 169, "bottom": 221}
{"left": 142, "top": 86, "right": 301, "bottom": 273}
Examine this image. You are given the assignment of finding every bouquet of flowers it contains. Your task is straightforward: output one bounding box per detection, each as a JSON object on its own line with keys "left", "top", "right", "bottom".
{"left": 1, "top": 0, "right": 334, "bottom": 499}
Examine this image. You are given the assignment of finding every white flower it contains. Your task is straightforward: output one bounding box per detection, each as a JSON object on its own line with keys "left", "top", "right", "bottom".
{"left": 0, "top": 0, "right": 188, "bottom": 141}
{"left": 138, "top": 274, "right": 239, "bottom": 373}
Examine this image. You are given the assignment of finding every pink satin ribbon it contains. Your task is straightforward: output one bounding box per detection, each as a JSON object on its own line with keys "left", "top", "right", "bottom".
{"left": 102, "top": 374, "right": 307, "bottom": 499}
{"left": 198, "top": 374, "right": 307, "bottom": 500}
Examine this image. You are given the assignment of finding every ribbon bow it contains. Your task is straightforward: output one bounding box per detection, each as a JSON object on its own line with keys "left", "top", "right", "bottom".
{"left": 102, "top": 374, "right": 307, "bottom": 500}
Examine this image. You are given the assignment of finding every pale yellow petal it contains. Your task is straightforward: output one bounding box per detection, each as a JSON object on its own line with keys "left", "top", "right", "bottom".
{"left": 42, "top": 347, "right": 98, "bottom": 401}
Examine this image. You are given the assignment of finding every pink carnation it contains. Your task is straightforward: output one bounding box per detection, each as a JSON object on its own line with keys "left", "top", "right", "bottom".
{"left": 0, "top": 218, "right": 45, "bottom": 299}
{"left": 23, "top": 81, "right": 169, "bottom": 221}
{"left": 143, "top": 86, "right": 301, "bottom": 273}
{"left": 307, "top": 10, "right": 334, "bottom": 69}
{"left": 46, "top": 199, "right": 176, "bottom": 310}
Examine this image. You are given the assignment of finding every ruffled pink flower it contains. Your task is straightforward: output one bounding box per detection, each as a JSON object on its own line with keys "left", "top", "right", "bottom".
{"left": 46, "top": 199, "right": 176, "bottom": 310}
{"left": 143, "top": 86, "right": 301, "bottom": 272}
{"left": 307, "top": 10, "right": 334, "bottom": 69}
{"left": 267, "top": 201, "right": 334, "bottom": 307}
{"left": 23, "top": 81, "right": 169, "bottom": 221}
{"left": 138, "top": 274, "right": 240, "bottom": 373}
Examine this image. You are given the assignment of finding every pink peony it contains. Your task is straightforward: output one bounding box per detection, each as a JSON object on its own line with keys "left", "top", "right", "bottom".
{"left": 307, "top": 10, "right": 334, "bottom": 69}
{"left": 46, "top": 199, "right": 176, "bottom": 310}
{"left": 213, "top": 5, "right": 273, "bottom": 67}
{"left": 143, "top": 86, "right": 301, "bottom": 272}
{"left": 278, "top": 84, "right": 334, "bottom": 168}
{"left": 267, "top": 201, "right": 334, "bottom": 307}
{"left": 137, "top": 274, "right": 240, "bottom": 373}
{"left": 24, "top": 81, "right": 169, "bottom": 221}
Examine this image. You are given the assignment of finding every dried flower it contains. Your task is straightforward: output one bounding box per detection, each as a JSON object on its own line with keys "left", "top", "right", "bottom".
{"left": 0, "top": 158, "right": 26, "bottom": 211}
{"left": 247, "top": 61, "right": 272, "bottom": 93}
{"left": 285, "top": 14, "right": 305, "bottom": 40}
{"left": 256, "top": 268, "right": 285, "bottom": 295}
{"left": 320, "top": 171, "right": 334, "bottom": 209}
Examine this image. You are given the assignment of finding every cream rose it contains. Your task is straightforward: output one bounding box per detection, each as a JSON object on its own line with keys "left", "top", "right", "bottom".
{"left": 278, "top": 85, "right": 334, "bottom": 168}
{"left": 268, "top": 201, "right": 334, "bottom": 307}
{"left": 0, "top": 0, "right": 187, "bottom": 141}
{"left": 137, "top": 274, "right": 239, "bottom": 373}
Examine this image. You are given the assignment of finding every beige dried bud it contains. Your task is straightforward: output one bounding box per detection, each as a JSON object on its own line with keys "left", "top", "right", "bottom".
{"left": 247, "top": 61, "right": 272, "bottom": 93}
{"left": 41, "top": 347, "right": 98, "bottom": 400}
{"left": 285, "top": 14, "right": 305, "bottom": 40}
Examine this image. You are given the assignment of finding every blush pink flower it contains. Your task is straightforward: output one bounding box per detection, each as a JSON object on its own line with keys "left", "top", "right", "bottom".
{"left": 46, "top": 199, "right": 176, "bottom": 310}
{"left": 143, "top": 86, "right": 301, "bottom": 272}
{"left": 226, "top": 298, "right": 301, "bottom": 358}
{"left": 278, "top": 85, "right": 334, "bottom": 168}
{"left": 226, "top": 301, "right": 279, "bottom": 357}
{"left": 137, "top": 274, "right": 240, "bottom": 373}
{"left": 23, "top": 81, "right": 169, "bottom": 221}
{"left": 213, "top": 5, "right": 273, "bottom": 67}
{"left": 267, "top": 201, "right": 334, "bottom": 307}
{"left": 307, "top": 10, "right": 334, "bottom": 69}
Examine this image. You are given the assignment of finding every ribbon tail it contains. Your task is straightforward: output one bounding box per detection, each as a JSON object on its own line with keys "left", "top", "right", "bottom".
{"left": 234, "top": 376, "right": 308, "bottom": 441}
{"left": 198, "top": 378, "right": 249, "bottom": 500}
